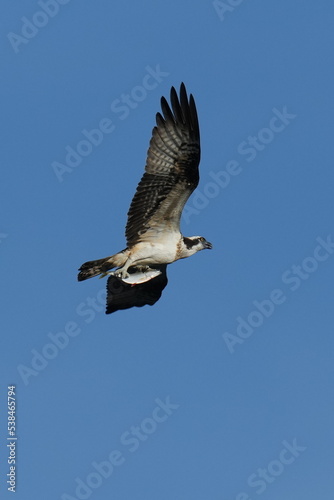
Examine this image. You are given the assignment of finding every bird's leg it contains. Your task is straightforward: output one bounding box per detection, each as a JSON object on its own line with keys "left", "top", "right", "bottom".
{"left": 135, "top": 265, "right": 151, "bottom": 273}
{"left": 113, "top": 257, "right": 153, "bottom": 279}
{"left": 113, "top": 259, "right": 133, "bottom": 279}
{"left": 113, "top": 268, "right": 129, "bottom": 279}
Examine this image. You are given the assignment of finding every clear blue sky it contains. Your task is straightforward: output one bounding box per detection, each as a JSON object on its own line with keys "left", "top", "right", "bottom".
{"left": 1, "top": 1, "right": 334, "bottom": 499}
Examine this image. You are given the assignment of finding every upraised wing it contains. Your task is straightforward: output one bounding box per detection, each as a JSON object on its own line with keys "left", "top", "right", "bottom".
{"left": 125, "top": 83, "right": 200, "bottom": 246}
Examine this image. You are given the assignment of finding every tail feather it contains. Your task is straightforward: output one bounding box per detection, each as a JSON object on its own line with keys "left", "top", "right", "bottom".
{"left": 77, "top": 249, "right": 128, "bottom": 281}
{"left": 78, "top": 257, "right": 112, "bottom": 281}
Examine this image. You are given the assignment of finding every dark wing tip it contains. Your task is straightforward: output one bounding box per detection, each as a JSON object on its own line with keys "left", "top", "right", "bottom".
{"left": 159, "top": 97, "right": 174, "bottom": 123}
{"left": 157, "top": 83, "right": 200, "bottom": 142}
{"left": 188, "top": 93, "right": 200, "bottom": 141}
{"left": 179, "top": 82, "right": 188, "bottom": 116}
{"left": 170, "top": 84, "right": 184, "bottom": 124}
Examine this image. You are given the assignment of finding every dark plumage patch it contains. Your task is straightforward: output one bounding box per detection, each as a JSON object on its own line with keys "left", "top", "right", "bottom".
{"left": 182, "top": 236, "right": 200, "bottom": 249}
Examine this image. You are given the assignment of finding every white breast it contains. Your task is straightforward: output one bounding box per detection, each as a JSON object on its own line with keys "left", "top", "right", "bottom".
{"left": 129, "top": 231, "right": 181, "bottom": 266}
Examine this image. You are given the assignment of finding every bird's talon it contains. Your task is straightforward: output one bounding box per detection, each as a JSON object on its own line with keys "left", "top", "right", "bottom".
{"left": 115, "top": 270, "right": 130, "bottom": 279}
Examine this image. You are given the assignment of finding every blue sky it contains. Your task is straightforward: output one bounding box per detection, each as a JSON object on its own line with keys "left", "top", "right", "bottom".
{"left": 1, "top": 1, "right": 334, "bottom": 499}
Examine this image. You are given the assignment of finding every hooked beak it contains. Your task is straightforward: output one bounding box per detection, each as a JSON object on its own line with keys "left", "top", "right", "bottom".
{"left": 204, "top": 241, "right": 213, "bottom": 250}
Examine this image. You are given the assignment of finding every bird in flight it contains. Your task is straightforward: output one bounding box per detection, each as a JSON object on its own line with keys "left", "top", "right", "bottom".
{"left": 78, "top": 83, "right": 212, "bottom": 313}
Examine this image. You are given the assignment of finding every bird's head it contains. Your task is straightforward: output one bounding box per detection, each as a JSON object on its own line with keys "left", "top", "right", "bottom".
{"left": 182, "top": 236, "right": 213, "bottom": 256}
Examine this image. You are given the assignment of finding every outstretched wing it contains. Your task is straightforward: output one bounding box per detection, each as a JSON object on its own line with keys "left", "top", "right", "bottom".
{"left": 106, "top": 265, "right": 168, "bottom": 314}
{"left": 125, "top": 83, "right": 200, "bottom": 246}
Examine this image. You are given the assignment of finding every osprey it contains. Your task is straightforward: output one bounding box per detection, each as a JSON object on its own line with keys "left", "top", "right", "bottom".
{"left": 78, "top": 83, "right": 212, "bottom": 313}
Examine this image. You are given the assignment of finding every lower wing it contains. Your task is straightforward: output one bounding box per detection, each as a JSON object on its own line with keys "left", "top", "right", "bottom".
{"left": 105, "top": 265, "right": 168, "bottom": 314}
